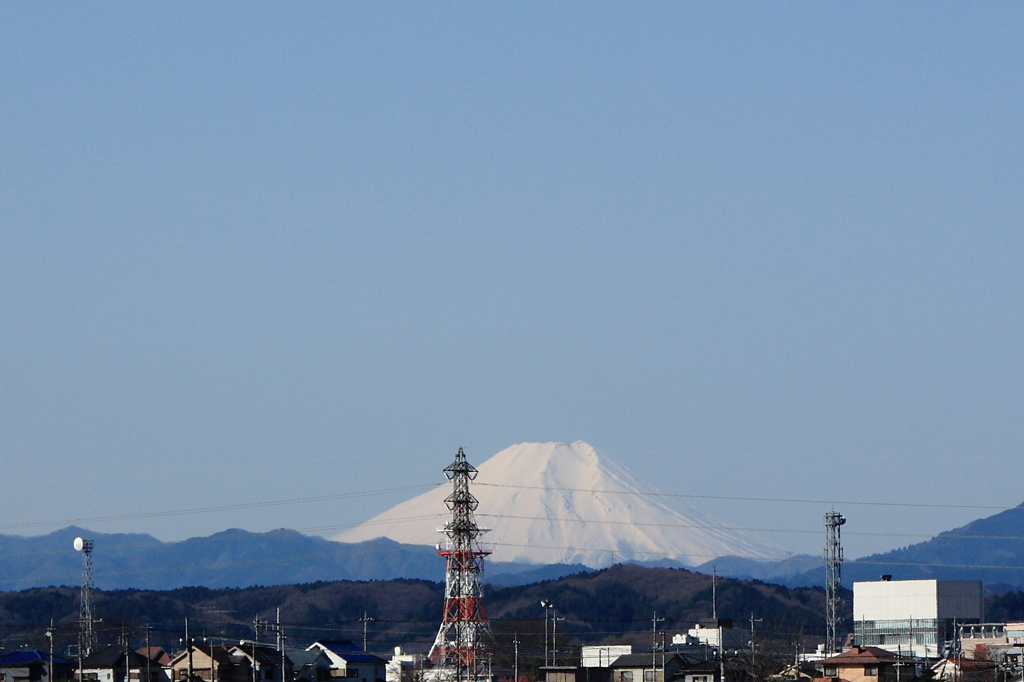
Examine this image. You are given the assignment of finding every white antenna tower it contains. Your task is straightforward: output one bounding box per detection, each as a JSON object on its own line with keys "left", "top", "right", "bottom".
{"left": 823, "top": 512, "right": 846, "bottom": 655}
{"left": 74, "top": 537, "right": 96, "bottom": 657}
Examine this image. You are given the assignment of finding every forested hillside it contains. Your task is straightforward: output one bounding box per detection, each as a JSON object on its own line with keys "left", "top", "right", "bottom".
{"left": 0, "top": 564, "right": 833, "bottom": 657}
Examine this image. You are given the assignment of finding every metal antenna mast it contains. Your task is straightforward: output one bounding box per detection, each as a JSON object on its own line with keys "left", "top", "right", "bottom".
{"left": 429, "top": 448, "right": 493, "bottom": 682}
{"left": 823, "top": 511, "right": 846, "bottom": 655}
{"left": 74, "top": 537, "right": 96, "bottom": 657}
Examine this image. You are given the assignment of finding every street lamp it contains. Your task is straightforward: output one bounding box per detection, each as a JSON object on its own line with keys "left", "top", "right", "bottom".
{"left": 45, "top": 625, "right": 53, "bottom": 682}
{"left": 540, "top": 601, "right": 554, "bottom": 668}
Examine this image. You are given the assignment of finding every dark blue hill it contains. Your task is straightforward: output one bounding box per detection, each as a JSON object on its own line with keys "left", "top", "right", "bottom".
{"left": 0, "top": 527, "right": 587, "bottom": 590}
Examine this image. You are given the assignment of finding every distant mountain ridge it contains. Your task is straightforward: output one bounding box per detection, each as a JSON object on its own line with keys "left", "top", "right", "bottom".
{"left": 706, "top": 503, "right": 1024, "bottom": 591}
{"left": 835, "top": 502, "right": 1024, "bottom": 590}
{"left": 0, "top": 526, "right": 588, "bottom": 591}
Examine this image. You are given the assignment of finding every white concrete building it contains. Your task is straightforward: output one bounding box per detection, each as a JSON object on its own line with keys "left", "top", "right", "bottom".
{"left": 852, "top": 578, "right": 984, "bottom": 658}
{"left": 581, "top": 647, "right": 632, "bottom": 668}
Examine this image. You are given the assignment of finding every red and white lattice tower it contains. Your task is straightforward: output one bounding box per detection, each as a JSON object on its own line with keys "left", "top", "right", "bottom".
{"left": 429, "top": 448, "right": 493, "bottom": 682}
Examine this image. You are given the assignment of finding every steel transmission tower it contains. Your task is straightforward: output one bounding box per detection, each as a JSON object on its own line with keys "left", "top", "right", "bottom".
{"left": 823, "top": 512, "right": 846, "bottom": 655}
{"left": 429, "top": 448, "right": 493, "bottom": 682}
{"left": 75, "top": 537, "right": 96, "bottom": 657}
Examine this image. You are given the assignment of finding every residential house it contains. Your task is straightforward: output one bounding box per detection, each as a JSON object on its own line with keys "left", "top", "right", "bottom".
{"left": 666, "top": 660, "right": 718, "bottom": 682}
{"left": 931, "top": 658, "right": 997, "bottom": 682}
{"left": 540, "top": 666, "right": 612, "bottom": 682}
{"left": 0, "top": 650, "right": 75, "bottom": 682}
{"left": 289, "top": 650, "right": 334, "bottom": 682}
{"left": 81, "top": 647, "right": 156, "bottom": 682}
{"left": 134, "top": 650, "right": 171, "bottom": 682}
{"left": 608, "top": 653, "right": 703, "bottom": 682}
{"left": 305, "top": 642, "right": 385, "bottom": 682}
{"left": 820, "top": 646, "right": 905, "bottom": 682}
{"left": 227, "top": 646, "right": 289, "bottom": 682}
{"left": 166, "top": 644, "right": 241, "bottom": 682}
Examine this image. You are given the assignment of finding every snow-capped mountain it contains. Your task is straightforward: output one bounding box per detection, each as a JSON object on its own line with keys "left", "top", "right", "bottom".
{"left": 334, "top": 441, "right": 782, "bottom": 567}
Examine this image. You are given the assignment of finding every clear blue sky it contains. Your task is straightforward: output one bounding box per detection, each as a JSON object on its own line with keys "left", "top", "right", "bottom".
{"left": 1, "top": 4, "right": 1021, "bottom": 559}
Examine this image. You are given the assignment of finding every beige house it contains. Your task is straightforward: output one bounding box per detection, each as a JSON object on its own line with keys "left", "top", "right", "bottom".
{"left": 820, "top": 646, "right": 904, "bottom": 682}
{"left": 167, "top": 645, "right": 243, "bottom": 682}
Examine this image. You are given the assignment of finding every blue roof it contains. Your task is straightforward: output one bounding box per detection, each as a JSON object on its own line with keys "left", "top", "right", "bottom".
{"left": 316, "top": 642, "right": 383, "bottom": 665}
{"left": 0, "top": 650, "right": 75, "bottom": 667}
{"left": 319, "top": 641, "right": 361, "bottom": 654}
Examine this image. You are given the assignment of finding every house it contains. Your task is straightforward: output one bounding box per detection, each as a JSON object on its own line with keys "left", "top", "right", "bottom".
{"left": 81, "top": 647, "right": 156, "bottom": 682}
{"left": 582, "top": 649, "right": 633, "bottom": 669}
{"left": 608, "top": 653, "right": 704, "bottom": 682}
{"left": 166, "top": 644, "right": 242, "bottom": 682}
{"left": 289, "top": 650, "right": 334, "bottom": 682}
{"left": 0, "top": 650, "right": 75, "bottom": 682}
{"left": 820, "top": 646, "right": 905, "bottom": 682}
{"left": 540, "top": 666, "right": 612, "bottom": 682}
{"left": 227, "top": 647, "right": 289, "bottom": 682}
{"left": 305, "top": 643, "right": 385, "bottom": 682}
{"left": 134, "top": 650, "right": 171, "bottom": 682}
{"left": 931, "top": 658, "right": 997, "bottom": 682}
{"left": 768, "top": 664, "right": 813, "bottom": 682}
{"left": 667, "top": 660, "right": 718, "bottom": 682}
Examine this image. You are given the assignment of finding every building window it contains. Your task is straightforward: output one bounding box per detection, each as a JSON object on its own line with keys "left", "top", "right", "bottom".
{"left": 621, "top": 673, "right": 633, "bottom": 682}
{"left": 823, "top": 667, "right": 837, "bottom": 677}
{"left": 865, "top": 667, "right": 878, "bottom": 677}
{"left": 644, "top": 671, "right": 656, "bottom": 682}
{"left": 347, "top": 670, "right": 359, "bottom": 679}
{"left": 693, "top": 677, "right": 709, "bottom": 682}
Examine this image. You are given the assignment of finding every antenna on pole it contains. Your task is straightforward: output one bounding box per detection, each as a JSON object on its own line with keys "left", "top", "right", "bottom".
{"left": 429, "top": 447, "right": 493, "bottom": 682}
{"left": 823, "top": 511, "right": 846, "bottom": 655}
{"left": 74, "top": 537, "right": 96, "bottom": 658}
{"left": 359, "top": 612, "right": 375, "bottom": 653}
{"left": 712, "top": 565, "right": 717, "bottom": 620}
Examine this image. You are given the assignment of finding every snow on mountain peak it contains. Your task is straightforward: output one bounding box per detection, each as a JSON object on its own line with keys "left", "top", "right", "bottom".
{"left": 333, "top": 441, "right": 782, "bottom": 567}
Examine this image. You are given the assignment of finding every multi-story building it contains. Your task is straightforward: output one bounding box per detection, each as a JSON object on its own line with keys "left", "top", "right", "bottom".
{"left": 852, "top": 578, "right": 984, "bottom": 658}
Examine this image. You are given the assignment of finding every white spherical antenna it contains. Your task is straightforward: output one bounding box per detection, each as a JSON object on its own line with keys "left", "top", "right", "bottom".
{"left": 74, "top": 537, "right": 85, "bottom": 552}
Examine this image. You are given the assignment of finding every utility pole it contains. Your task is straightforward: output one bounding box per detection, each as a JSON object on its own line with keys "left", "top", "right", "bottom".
{"left": 187, "top": 619, "right": 194, "bottom": 682}
{"left": 359, "top": 612, "right": 375, "bottom": 653}
{"left": 513, "top": 635, "right": 519, "bottom": 682}
{"left": 553, "top": 614, "right": 564, "bottom": 666}
{"left": 652, "top": 613, "right": 664, "bottom": 682}
{"left": 713, "top": 567, "right": 724, "bottom": 682}
{"left": 252, "top": 618, "right": 268, "bottom": 682}
{"left": 46, "top": 620, "right": 54, "bottom": 682}
{"left": 661, "top": 632, "right": 667, "bottom": 682}
{"left": 749, "top": 614, "right": 762, "bottom": 682}
{"left": 146, "top": 626, "right": 152, "bottom": 682}
{"left": 123, "top": 625, "right": 131, "bottom": 682}
{"left": 823, "top": 512, "right": 846, "bottom": 656}
{"left": 712, "top": 566, "right": 717, "bottom": 620}
{"left": 277, "top": 609, "right": 286, "bottom": 682}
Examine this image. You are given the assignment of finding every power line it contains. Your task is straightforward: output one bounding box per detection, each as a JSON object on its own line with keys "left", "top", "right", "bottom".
{"left": 2, "top": 481, "right": 1019, "bottom": 535}
{"left": 0, "top": 484, "right": 442, "bottom": 532}
{"left": 474, "top": 482, "right": 1024, "bottom": 511}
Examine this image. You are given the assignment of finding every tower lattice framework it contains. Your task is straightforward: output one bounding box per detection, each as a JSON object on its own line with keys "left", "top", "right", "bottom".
{"left": 429, "top": 448, "right": 493, "bottom": 682}
{"left": 79, "top": 539, "right": 96, "bottom": 657}
{"left": 824, "top": 511, "right": 846, "bottom": 655}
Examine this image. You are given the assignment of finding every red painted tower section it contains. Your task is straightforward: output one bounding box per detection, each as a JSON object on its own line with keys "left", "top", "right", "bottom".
{"left": 429, "top": 448, "right": 493, "bottom": 682}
